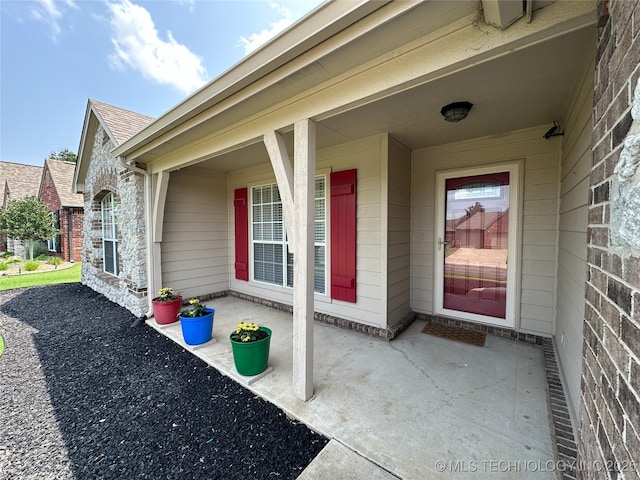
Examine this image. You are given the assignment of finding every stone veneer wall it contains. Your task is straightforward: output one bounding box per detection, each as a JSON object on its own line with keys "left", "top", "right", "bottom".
{"left": 580, "top": 1, "right": 640, "bottom": 479}
{"left": 81, "top": 124, "right": 148, "bottom": 316}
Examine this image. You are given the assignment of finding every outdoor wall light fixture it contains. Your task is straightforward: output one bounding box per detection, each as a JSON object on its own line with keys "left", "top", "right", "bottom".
{"left": 440, "top": 101, "right": 473, "bottom": 122}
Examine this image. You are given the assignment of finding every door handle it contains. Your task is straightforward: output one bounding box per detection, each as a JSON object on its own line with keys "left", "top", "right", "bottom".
{"left": 438, "top": 237, "right": 448, "bottom": 250}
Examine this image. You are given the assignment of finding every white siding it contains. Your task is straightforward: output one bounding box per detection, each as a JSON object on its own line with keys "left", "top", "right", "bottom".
{"left": 228, "top": 134, "right": 386, "bottom": 327}
{"left": 555, "top": 61, "right": 594, "bottom": 426}
{"left": 161, "top": 168, "right": 229, "bottom": 298}
{"left": 386, "top": 137, "right": 412, "bottom": 325}
{"left": 412, "top": 127, "right": 561, "bottom": 335}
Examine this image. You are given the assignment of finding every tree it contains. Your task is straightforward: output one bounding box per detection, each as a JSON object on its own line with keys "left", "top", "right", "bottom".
{"left": 49, "top": 148, "right": 77, "bottom": 163}
{"left": 465, "top": 201, "right": 485, "bottom": 217}
{"left": 0, "top": 196, "right": 59, "bottom": 260}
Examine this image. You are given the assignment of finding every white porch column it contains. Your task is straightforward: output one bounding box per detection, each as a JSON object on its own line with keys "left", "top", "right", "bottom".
{"left": 293, "top": 119, "right": 316, "bottom": 401}
{"left": 150, "top": 171, "right": 170, "bottom": 298}
{"left": 263, "top": 120, "right": 316, "bottom": 401}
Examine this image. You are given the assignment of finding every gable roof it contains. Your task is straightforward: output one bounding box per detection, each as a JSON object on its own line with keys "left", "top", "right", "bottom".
{"left": 455, "top": 210, "right": 507, "bottom": 231}
{"left": 90, "top": 99, "right": 155, "bottom": 146}
{"left": 0, "top": 161, "right": 44, "bottom": 206}
{"left": 41, "top": 158, "right": 84, "bottom": 208}
{"left": 74, "top": 99, "right": 154, "bottom": 193}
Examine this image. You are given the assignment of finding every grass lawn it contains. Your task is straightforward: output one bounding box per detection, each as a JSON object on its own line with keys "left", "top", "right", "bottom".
{"left": 0, "top": 263, "right": 82, "bottom": 291}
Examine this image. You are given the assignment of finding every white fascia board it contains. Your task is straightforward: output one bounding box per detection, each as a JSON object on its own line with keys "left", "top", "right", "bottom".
{"left": 73, "top": 101, "right": 98, "bottom": 194}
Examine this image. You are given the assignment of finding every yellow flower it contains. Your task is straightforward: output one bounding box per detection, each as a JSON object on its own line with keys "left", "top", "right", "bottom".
{"left": 189, "top": 298, "right": 199, "bottom": 305}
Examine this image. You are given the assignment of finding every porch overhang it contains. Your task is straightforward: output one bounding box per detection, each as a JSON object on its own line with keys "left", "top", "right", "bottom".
{"left": 111, "top": 1, "right": 595, "bottom": 175}
{"left": 115, "top": 0, "right": 597, "bottom": 402}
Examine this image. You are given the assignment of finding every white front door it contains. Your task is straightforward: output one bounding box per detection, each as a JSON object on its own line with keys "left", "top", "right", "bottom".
{"left": 434, "top": 162, "right": 521, "bottom": 328}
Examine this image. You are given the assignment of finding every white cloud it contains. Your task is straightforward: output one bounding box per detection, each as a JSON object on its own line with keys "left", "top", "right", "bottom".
{"left": 177, "top": 0, "right": 195, "bottom": 12}
{"left": 239, "top": 2, "right": 295, "bottom": 55}
{"left": 30, "top": 0, "right": 76, "bottom": 41}
{"left": 107, "top": 0, "right": 208, "bottom": 94}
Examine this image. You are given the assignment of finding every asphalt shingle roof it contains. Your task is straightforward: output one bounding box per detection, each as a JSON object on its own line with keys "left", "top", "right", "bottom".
{"left": 44, "top": 159, "right": 84, "bottom": 208}
{"left": 455, "top": 210, "right": 506, "bottom": 231}
{"left": 90, "top": 99, "right": 155, "bottom": 146}
{"left": 0, "top": 161, "right": 43, "bottom": 205}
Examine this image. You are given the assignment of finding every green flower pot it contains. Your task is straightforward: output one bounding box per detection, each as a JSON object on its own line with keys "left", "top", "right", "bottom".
{"left": 230, "top": 327, "right": 271, "bottom": 376}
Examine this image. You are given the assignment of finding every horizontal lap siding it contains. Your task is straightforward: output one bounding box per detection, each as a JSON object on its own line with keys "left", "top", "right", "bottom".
{"left": 554, "top": 62, "right": 593, "bottom": 424}
{"left": 161, "top": 169, "right": 229, "bottom": 298}
{"left": 387, "top": 137, "right": 412, "bottom": 326}
{"left": 228, "top": 135, "right": 385, "bottom": 327}
{"left": 412, "top": 126, "right": 560, "bottom": 335}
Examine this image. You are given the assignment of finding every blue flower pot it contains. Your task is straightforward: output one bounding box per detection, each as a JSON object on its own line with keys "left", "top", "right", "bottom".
{"left": 179, "top": 308, "right": 215, "bottom": 345}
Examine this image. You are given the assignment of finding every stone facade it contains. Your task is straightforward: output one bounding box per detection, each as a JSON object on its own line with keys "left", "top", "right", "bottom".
{"left": 580, "top": 1, "right": 640, "bottom": 479}
{"left": 81, "top": 124, "right": 148, "bottom": 316}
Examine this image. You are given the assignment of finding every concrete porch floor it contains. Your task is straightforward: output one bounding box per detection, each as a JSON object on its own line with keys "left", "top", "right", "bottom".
{"left": 148, "top": 296, "right": 557, "bottom": 480}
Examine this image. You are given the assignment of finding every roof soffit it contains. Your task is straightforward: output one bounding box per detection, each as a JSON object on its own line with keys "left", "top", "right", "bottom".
{"left": 135, "top": 1, "right": 596, "bottom": 173}
{"left": 112, "top": 0, "right": 431, "bottom": 159}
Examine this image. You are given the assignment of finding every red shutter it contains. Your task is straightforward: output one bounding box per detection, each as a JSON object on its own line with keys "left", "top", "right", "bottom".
{"left": 330, "top": 169, "right": 357, "bottom": 303}
{"left": 234, "top": 188, "right": 249, "bottom": 281}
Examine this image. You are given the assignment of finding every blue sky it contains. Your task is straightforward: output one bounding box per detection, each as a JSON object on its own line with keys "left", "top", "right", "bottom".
{"left": 0, "top": 0, "right": 324, "bottom": 166}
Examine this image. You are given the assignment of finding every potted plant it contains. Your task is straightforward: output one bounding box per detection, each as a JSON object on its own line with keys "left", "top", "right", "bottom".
{"left": 229, "top": 322, "right": 271, "bottom": 376}
{"left": 179, "top": 299, "right": 215, "bottom": 345}
{"left": 151, "top": 287, "right": 183, "bottom": 325}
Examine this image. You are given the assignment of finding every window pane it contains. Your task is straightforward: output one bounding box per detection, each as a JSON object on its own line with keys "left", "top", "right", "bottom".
{"left": 273, "top": 222, "right": 283, "bottom": 241}
{"left": 287, "top": 249, "right": 294, "bottom": 288}
{"left": 101, "top": 193, "right": 119, "bottom": 275}
{"left": 104, "top": 240, "right": 114, "bottom": 274}
{"left": 263, "top": 223, "right": 272, "bottom": 241}
{"left": 113, "top": 243, "right": 119, "bottom": 276}
{"left": 314, "top": 246, "right": 325, "bottom": 293}
{"left": 254, "top": 243, "right": 283, "bottom": 286}
{"left": 273, "top": 203, "right": 282, "bottom": 222}
{"left": 254, "top": 243, "right": 264, "bottom": 261}
{"left": 315, "top": 198, "right": 325, "bottom": 221}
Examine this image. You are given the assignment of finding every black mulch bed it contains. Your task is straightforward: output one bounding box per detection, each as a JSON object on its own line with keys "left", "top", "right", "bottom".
{"left": 0, "top": 284, "right": 327, "bottom": 479}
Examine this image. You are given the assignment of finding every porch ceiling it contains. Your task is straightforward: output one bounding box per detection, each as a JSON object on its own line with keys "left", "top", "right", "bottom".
{"left": 195, "top": 22, "right": 595, "bottom": 173}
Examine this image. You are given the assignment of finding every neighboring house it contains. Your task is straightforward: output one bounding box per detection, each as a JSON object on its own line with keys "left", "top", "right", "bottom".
{"left": 38, "top": 158, "right": 84, "bottom": 262}
{"left": 73, "top": 0, "right": 639, "bottom": 475}
{"left": 0, "top": 161, "right": 44, "bottom": 255}
{"left": 74, "top": 99, "right": 155, "bottom": 314}
{"left": 453, "top": 210, "right": 508, "bottom": 249}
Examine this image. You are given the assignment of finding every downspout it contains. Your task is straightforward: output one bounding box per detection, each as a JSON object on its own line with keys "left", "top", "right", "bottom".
{"left": 118, "top": 156, "right": 154, "bottom": 319}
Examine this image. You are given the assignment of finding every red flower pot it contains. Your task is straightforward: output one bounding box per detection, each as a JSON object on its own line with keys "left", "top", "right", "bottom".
{"left": 152, "top": 296, "right": 183, "bottom": 325}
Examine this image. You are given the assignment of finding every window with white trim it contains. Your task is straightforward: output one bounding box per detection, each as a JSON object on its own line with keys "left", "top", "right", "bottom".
{"left": 251, "top": 176, "right": 326, "bottom": 294}
{"left": 47, "top": 212, "right": 59, "bottom": 252}
{"left": 101, "top": 192, "right": 119, "bottom": 276}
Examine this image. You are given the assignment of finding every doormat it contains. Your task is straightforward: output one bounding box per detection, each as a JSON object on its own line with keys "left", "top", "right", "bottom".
{"left": 420, "top": 322, "right": 486, "bottom": 347}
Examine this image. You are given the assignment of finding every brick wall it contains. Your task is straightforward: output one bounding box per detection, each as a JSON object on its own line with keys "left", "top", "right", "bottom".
{"left": 59, "top": 208, "right": 84, "bottom": 263}
{"left": 580, "top": 1, "right": 640, "bottom": 478}
{"left": 39, "top": 165, "right": 84, "bottom": 262}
